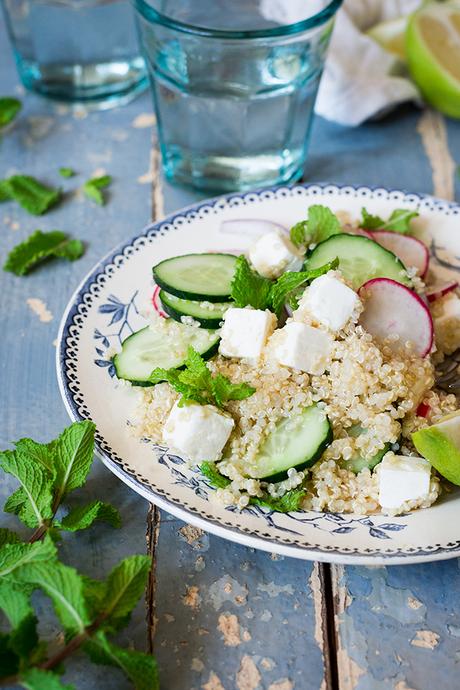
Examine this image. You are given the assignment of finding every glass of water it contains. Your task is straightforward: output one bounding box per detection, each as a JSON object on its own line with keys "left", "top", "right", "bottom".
{"left": 2, "top": 0, "right": 147, "bottom": 107}
{"left": 134, "top": 0, "right": 341, "bottom": 192}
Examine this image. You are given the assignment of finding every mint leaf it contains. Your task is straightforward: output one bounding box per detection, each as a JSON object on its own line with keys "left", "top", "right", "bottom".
{"left": 59, "top": 501, "right": 121, "bottom": 531}
{"left": 99, "top": 555, "right": 151, "bottom": 628}
{"left": 360, "top": 207, "right": 418, "bottom": 234}
{"left": 8, "top": 612, "right": 39, "bottom": 661}
{"left": 0, "top": 538, "right": 56, "bottom": 579}
{"left": 290, "top": 205, "right": 342, "bottom": 248}
{"left": 14, "top": 438, "right": 57, "bottom": 474}
{"left": 252, "top": 488, "right": 306, "bottom": 512}
{"left": 0, "top": 97, "right": 21, "bottom": 127}
{"left": 21, "top": 668, "right": 74, "bottom": 690}
{"left": 59, "top": 167, "right": 75, "bottom": 178}
{"left": 211, "top": 374, "right": 255, "bottom": 407}
{"left": 3, "top": 230, "right": 84, "bottom": 276}
{"left": 270, "top": 258, "right": 339, "bottom": 315}
{"left": 17, "top": 560, "right": 89, "bottom": 635}
{"left": 0, "top": 580, "right": 33, "bottom": 627}
{"left": 83, "top": 175, "right": 112, "bottom": 206}
{"left": 0, "top": 180, "right": 12, "bottom": 202}
{"left": 230, "top": 255, "right": 273, "bottom": 310}
{"left": 200, "top": 462, "right": 231, "bottom": 489}
{"left": 0, "top": 528, "right": 20, "bottom": 547}
{"left": 151, "top": 347, "right": 255, "bottom": 409}
{"left": 0, "top": 633, "right": 19, "bottom": 676}
{"left": 3, "top": 176, "right": 60, "bottom": 215}
{"left": 0, "top": 449, "right": 53, "bottom": 528}
{"left": 53, "top": 421, "right": 95, "bottom": 502}
{"left": 85, "top": 631, "right": 159, "bottom": 690}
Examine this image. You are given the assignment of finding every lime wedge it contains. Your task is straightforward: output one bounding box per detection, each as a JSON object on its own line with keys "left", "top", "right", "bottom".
{"left": 406, "top": 1, "right": 460, "bottom": 118}
{"left": 412, "top": 411, "right": 460, "bottom": 485}
{"left": 367, "top": 16, "right": 408, "bottom": 60}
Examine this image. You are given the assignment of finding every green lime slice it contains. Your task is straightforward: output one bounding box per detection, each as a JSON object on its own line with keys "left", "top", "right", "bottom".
{"left": 406, "top": 1, "right": 460, "bottom": 118}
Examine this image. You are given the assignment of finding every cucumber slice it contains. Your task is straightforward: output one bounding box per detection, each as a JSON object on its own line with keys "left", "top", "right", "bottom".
{"left": 341, "top": 425, "right": 390, "bottom": 474}
{"left": 159, "top": 290, "right": 232, "bottom": 329}
{"left": 250, "top": 405, "right": 332, "bottom": 481}
{"left": 307, "top": 234, "right": 410, "bottom": 290}
{"left": 113, "top": 323, "right": 219, "bottom": 386}
{"left": 153, "top": 253, "right": 237, "bottom": 302}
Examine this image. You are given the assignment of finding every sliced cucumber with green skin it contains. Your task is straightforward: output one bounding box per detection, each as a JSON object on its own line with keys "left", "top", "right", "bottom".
{"left": 159, "top": 290, "right": 232, "bottom": 329}
{"left": 341, "top": 425, "right": 390, "bottom": 474}
{"left": 307, "top": 234, "right": 410, "bottom": 290}
{"left": 249, "top": 405, "right": 332, "bottom": 481}
{"left": 153, "top": 253, "right": 237, "bottom": 302}
{"left": 113, "top": 324, "right": 220, "bottom": 386}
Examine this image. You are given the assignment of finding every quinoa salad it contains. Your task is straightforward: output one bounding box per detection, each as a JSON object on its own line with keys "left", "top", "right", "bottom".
{"left": 112, "top": 205, "right": 460, "bottom": 517}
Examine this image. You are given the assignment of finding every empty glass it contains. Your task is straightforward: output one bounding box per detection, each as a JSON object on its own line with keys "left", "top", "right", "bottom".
{"left": 134, "top": 0, "right": 342, "bottom": 192}
{"left": 2, "top": 0, "right": 147, "bottom": 107}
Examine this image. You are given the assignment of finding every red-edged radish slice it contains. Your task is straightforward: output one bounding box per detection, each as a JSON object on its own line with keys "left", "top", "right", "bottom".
{"left": 152, "top": 285, "right": 167, "bottom": 318}
{"left": 426, "top": 280, "right": 458, "bottom": 303}
{"left": 358, "top": 278, "right": 433, "bottom": 357}
{"left": 369, "top": 231, "right": 429, "bottom": 277}
{"left": 220, "top": 219, "right": 288, "bottom": 238}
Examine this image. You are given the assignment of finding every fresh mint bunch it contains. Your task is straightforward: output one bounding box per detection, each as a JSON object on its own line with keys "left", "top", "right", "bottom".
{"left": 0, "top": 422, "right": 158, "bottom": 689}
{"left": 290, "top": 204, "right": 342, "bottom": 248}
{"left": 150, "top": 346, "right": 255, "bottom": 408}
{"left": 360, "top": 207, "right": 419, "bottom": 233}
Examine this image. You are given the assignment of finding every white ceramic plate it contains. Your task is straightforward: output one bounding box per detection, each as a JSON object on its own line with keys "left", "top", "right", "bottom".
{"left": 57, "top": 183, "right": 460, "bottom": 565}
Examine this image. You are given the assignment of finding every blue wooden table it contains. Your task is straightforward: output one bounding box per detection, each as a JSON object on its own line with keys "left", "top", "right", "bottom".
{"left": 1, "top": 14, "right": 460, "bottom": 690}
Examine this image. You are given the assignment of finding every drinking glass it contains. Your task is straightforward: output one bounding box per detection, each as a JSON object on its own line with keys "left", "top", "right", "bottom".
{"left": 134, "top": 0, "right": 342, "bottom": 192}
{"left": 2, "top": 0, "right": 147, "bottom": 107}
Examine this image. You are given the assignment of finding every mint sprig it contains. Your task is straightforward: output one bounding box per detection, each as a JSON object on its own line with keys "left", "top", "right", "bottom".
{"left": 0, "top": 423, "right": 158, "bottom": 689}
{"left": 230, "top": 254, "right": 338, "bottom": 315}
{"left": 83, "top": 175, "right": 112, "bottom": 206}
{"left": 360, "top": 207, "right": 419, "bottom": 234}
{"left": 0, "top": 176, "right": 60, "bottom": 215}
{"left": 150, "top": 346, "right": 255, "bottom": 408}
{"left": 200, "top": 462, "right": 306, "bottom": 513}
{"left": 0, "top": 97, "right": 21, "bottom": 128}
{"left": 4, "top": 230, "right": 84, "bottom": 276}
{"left": 290, "top": 204, "right": 342, "bottom": 248}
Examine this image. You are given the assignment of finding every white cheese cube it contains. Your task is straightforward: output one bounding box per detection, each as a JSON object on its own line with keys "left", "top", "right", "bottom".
{"left": 378, "top": 453, "right": 431, "bottom": 510}
{"left": 219, "top": 307, "right": 276, "bottom": 360}
{"left": 299, "top": 272, "right": 360, "bottom": 332}
{"left": 436, "top": 292, "right": 460, "bottom": 324}
{"left": 248, "top": 231, "right": 303, "bottom": 279}
{"left": 163, "top": 401, "right": 234, "bottom": 463}
{"left": 271, "top": 322, "right": 333, "bottom": 374}
{"left": 434, "top": 293, "right": 460, "bottom": 354}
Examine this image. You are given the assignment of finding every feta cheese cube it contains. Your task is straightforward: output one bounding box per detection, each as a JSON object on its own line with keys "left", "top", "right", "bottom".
{"left": 248, "top": 231, "right": 303, "bottom": 279}
{"left": 219, "top": 308, "right": 276, "bottom": 360}
{"left": 299, "top": 272, "right": 360, "bottom": 332}
{"left": 270, "top": 322, "right": 333, "bottom": 374}
{"left": 434, "top": 293, "right": 460, "bottom": 354}
{"left": 163, "top": 402, "right": 234, "bottom": 463}
{"left": 378, "top": 453, "right": 431, "bottom": 510}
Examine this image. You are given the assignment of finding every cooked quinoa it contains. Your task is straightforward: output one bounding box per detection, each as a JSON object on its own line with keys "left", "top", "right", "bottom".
{"left": 129, "top": 269, "right": 460, "bottom": 517}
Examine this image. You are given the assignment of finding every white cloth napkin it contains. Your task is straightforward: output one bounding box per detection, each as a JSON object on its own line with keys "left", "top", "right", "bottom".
{"left": 315, "top": 0, "right": 422, "bottom": 126}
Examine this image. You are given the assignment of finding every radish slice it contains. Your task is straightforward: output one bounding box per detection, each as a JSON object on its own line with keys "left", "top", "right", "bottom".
{"left": 369, "top": 231, "right": 429, "bottom": 278}
{"left": 152, "top": 285, "right": 167, "bottom": 318}
{"left": 220, "top": 219, "right": 288, "bottom": 238}
{"left": 426, "top": 280, "right": 458, "bottom": 303}
{"left": 359, "top": 278, "right": 433, "bottom": 357}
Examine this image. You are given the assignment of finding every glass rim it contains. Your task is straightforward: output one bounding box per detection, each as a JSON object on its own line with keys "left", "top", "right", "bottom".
{"left": 133, "top": 0, "right": 342, "bottom": 39}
